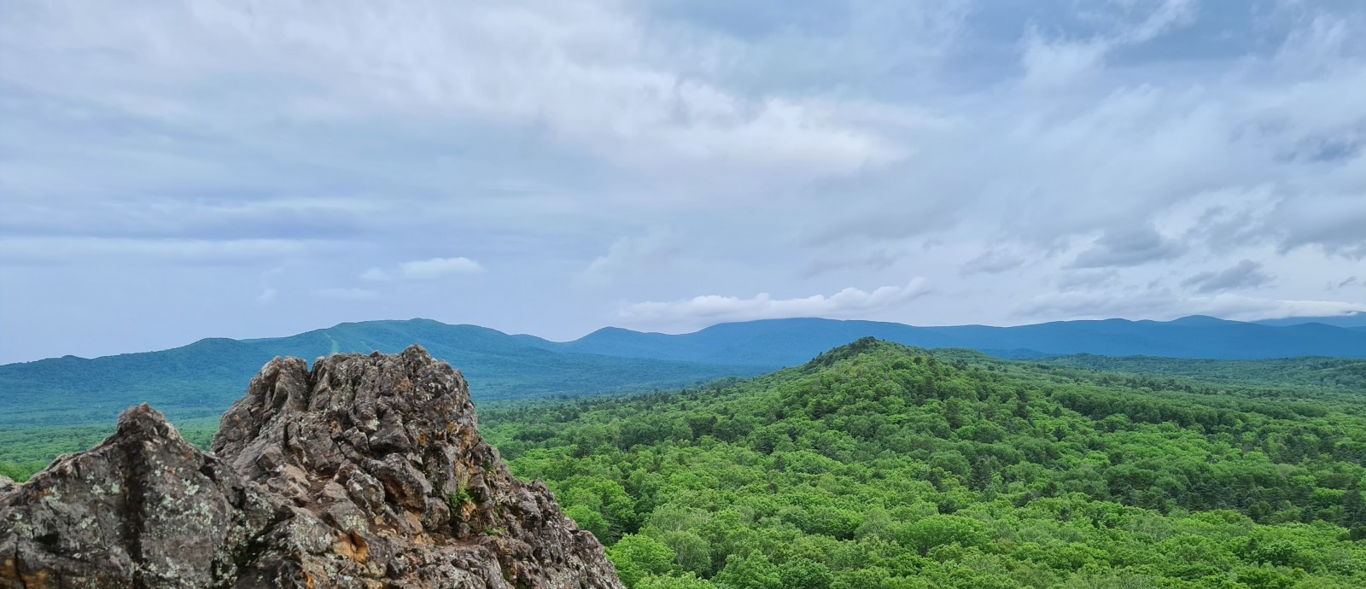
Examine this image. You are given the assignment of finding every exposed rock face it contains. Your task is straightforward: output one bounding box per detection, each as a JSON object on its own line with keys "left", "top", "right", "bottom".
{"left": 0, "top": 346, "right": 623, "bottom": 589}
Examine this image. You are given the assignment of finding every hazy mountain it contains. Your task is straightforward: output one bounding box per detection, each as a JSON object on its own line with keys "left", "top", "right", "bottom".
{"left": 531, "top": 315, "right": 1366, "bottom": 365}
{"left": 0, "top": 319, "right": 764, "bottom": 429}
{"left": 6, "top": 314, "right": 1366, "bottom": 430}
{"left": 1254, "top": 311, "right": 1366, "bottom": 328}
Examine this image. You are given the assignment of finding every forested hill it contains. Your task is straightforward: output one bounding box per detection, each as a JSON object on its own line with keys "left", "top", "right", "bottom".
{"left": 5, "top": 314, "right": 1366, "bottom": 431}
{"left": 484, "top": 338, "right": 1366, "bottom": 588}
{"left": 1037, "top": 354, "right": 1366, "bottom": 392}
{"left": 0, "top": 319, "right": 764, "bottom": 429}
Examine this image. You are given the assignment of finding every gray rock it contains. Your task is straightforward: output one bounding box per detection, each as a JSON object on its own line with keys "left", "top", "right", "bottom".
{"left": 0, "top": 346, "right": 623, "bottom": 589}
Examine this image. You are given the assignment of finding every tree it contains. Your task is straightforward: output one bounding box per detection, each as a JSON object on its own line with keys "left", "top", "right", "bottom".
{"left": 609, "top": 534, "right": 676, "bottom": 588}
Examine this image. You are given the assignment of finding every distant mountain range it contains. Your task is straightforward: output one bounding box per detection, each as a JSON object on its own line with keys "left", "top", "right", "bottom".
{"left": 0, "top": 320, "right": 765, "bottom": 429}
{"left": 3, "top": 314, "right": 1365, "bottom": 429}
{"left": 529, "top": 314, "right": 1366, "bottom": 365}
{"left": 1253, "top": 311, "right": 1366, "bottom": 328}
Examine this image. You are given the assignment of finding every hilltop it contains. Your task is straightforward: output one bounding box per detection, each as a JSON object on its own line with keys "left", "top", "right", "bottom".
{"left": 483, "top": 339, "right": 1366, "bottom": 588}
{"left": 4, "top": 314, "right": 1365, "bottom": 433}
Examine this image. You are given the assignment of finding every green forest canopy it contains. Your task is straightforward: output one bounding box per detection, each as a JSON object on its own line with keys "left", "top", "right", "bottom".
{"left": 3, "top": 340, "right": 1365, "bottom": 587}
{"left": 482, "top": 340, "right": 1366, "bottom": 588}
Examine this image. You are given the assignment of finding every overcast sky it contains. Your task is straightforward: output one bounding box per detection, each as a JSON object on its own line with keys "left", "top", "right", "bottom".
{"left": 2, "top": 0, "right": 1365, "bottom": 363}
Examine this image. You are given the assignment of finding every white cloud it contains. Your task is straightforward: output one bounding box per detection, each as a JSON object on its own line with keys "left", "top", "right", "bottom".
{"left": 255, "top": 287, "right": 278, "bottom": 304}
{"left": 1019, "top": 0, "right": 1195, "bottom": 89}
{"left": 1019, "top": 291, "right": 1363, "bottom": 323}
{"left": 620, "top": 278, "right": 929, "bottom": 325}
{"left": 4, "top": 0, "right": 1366, "bottom": 361}
{"left": 398, "top": 257, "right": 484, "bottom": 280}
{"left": 1193, "top": 294, "right": 1363, "bottom": 322}
{"left": 360, "top": 267, "right": 392, "bottom": 282}
{"left": 580, "top": 230, "right": 680, "bottom": 283}
{"left": 361, "top": 257, "right": 485, "bottom": 282}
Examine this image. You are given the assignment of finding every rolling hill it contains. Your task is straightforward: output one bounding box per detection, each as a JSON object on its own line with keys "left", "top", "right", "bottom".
{"left": 532, "top": 315, "right": 1366, "bottom": 365}
{"left": 5, "top": 314, "right": 1366, "bottom": 431}
{"left": 483, "top": 339, "right": 1366, "bottom": 588}
{"left": 0, "top": 319, "right": 765, "bottom": 429}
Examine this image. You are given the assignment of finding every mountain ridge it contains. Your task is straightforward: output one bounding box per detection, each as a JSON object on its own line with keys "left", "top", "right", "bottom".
{"left": 531, "top": 315, "right": 1366, "bottom": 364}
{"left": 5, "top": 314, "right": 1366, "bottom": 430}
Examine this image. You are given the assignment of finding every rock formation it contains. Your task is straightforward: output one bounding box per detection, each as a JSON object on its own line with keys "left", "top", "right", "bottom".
{"left": 0, "top": 346, "right": 623, "bottom": 589}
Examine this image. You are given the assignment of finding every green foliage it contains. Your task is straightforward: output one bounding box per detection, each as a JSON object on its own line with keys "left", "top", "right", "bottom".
{"left": 1043, "top": 354, "right": 1366, "bottom": 393}
{"left": 610, "top": 534, "right": 677, "bottom": 587}
{"left": 482, "top": 341, "right": 1366, "bottom": 588}
{"left": 0, "top": 417, "right": 219, "bottom": 480}
{"left": 635, "top": 573, "right": 715, "bottom": 589}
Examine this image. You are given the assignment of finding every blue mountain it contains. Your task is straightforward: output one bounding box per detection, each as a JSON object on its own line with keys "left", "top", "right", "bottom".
{"left": 1254, "top": 311, "right": 1366, "bottom": 328}
{"left": 530, "top": 315, "right": 1366, "bottom": 365}
{"left": 0, "top": 319, "right": 764, "bottom": 429}
{"left": 5, "top": 314, "right": 1366, "bottom": 430}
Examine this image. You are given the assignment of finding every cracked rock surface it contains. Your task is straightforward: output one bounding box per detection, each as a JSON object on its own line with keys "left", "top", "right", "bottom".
{"left": 0, "top": 346, "right": 623, "bottom": 589}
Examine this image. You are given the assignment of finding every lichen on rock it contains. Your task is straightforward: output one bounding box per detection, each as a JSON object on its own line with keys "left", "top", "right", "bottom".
{"left": 0, "top": 346, "right": 623, "bottom": 589}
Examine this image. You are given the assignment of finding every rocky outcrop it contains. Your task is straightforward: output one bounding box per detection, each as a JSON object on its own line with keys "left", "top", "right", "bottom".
{"left": 0, "top": 346, "right": 623, "bottom": 589}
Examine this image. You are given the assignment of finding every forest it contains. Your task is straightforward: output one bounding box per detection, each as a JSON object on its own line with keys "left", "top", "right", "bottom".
{"left": 481, "top": 340, "right": 1366, "bottom": 588}
{"left": 4, "top": 339, "right": 1365, "bottom": 587}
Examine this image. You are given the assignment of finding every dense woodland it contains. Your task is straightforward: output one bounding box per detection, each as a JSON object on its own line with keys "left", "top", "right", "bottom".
{"left": 482, "top": 340, "right": 1366, "bottom": 588}
{"left": 4, "top": 340, "right": 1365, "bottom": 587}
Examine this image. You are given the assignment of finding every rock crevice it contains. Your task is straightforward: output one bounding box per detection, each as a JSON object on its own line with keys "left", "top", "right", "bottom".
{"left": 0, "top": 346, "right": 623, "bottom": 589}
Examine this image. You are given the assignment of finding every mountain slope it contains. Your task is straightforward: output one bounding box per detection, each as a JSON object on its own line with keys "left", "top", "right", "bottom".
{"left": 484, "top": 339, "right": 1366, "bottom": 588}
{"left": 1038, "top": 354, "right": 1366, "bottom": 392}
{"left": 0, "top": 319, "right": 764, "bottom": 429}
{"left": 1255, "top": 311, "right": 1366, "bottom": 328}
{"left": 538, "top": 316, "right": 1366, "bottom": 364}
{"left": 6, "top": 314, "right": 1366, "bottom": 431}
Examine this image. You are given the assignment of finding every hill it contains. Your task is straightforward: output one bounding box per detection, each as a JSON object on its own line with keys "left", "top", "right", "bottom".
{"left": 1255, "top": 311, "right": 1366, "bottom": 329}
{"left": 1038, "top": 354, "right": 1366, "bottom": 392}
{"left": 536, "top": 315, "right": 1366, "bottom": 364}
{"left": 0, "top": 319, "right": 764, "bottom": 429}
{"left": 6, "top": 314, "right": 1366, "bottom": 432}
{"left": 483, "top": 339, "right": 1366, "bottom": 588}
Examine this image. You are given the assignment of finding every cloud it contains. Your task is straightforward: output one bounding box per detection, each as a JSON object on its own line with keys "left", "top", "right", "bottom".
{"left": 1019, "top": 0, "right": 1196, "bottom": 88}
{"left": 620, "top": 278, "right": 929, "bottom": 325}
{"left": 255, "top": 287, "right": 278, "bottom": 304}
{"left": 1019, "top": 290, "right": 1363, "bottom": 323}
{"left": 1182, "top": 260, "right": 1273, "bottom": 293}
{"left": 363, "top": 257, "right": 484, "bottom": 282}
{"left": 360, "top": 267, "right": 392, "bottom": 282}
{"left": 580, "top": 230, "right": 680, "bottom": 283}
{"left": 5, "top": 0, "right": 1366, "bottom": 362}
{"left": 1270, "top": 194, "right": 1366, "bottom": 259}
{"left": 1071, "top": 225, "right": 1186, "bottom": 268}
{"left": 962, "top": 248, "right": 1026, "bottom": 275}
{"left": 1056, "top": 269, "right": 1120, "bottom": 291}
{"left": 399, "top": 257, "right": 484, "bottom": 279}
{"left": 802, "top": 242, "right": 912, "bottom": 277}
{"left": 315, "top": 287, "right": 379, "bottom": 301}
{"left": 0, "top": 237, "right": 324, "bottom": 265}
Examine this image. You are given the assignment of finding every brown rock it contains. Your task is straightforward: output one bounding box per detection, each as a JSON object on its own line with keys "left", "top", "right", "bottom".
{"left": 0, "top": 346, "right": 623, "bottom": 589}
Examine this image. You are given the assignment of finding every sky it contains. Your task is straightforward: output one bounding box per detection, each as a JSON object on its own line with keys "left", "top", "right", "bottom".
{"left": 2, "top": 0, "right": 1366, "bottom": 363}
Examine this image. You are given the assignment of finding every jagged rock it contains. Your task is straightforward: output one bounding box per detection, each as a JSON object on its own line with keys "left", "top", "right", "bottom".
{"left": 0, "top": 346, "right": 623, "bottom": 589}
